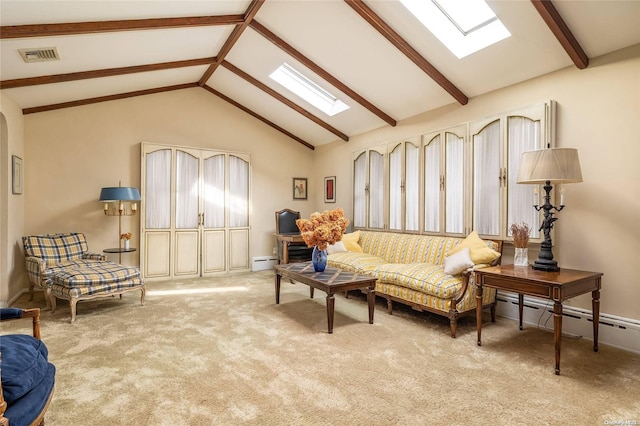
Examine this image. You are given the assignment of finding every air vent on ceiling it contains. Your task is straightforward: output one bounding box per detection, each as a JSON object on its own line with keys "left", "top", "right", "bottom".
{"left": 18, "top": 47, "right": 60, "bottom": 63}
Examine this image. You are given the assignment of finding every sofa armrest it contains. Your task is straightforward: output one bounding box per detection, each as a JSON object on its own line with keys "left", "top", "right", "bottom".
{"left": 83, "top": 252, "right": 106, "bottom": 261}
{"left": 24, "top": 257, "right": 47, "bottom": 287}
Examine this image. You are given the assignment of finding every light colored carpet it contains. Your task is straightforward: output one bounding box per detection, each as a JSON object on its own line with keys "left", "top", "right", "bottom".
{"left": 3, "top": 270, "right": 639, "bottom": 425}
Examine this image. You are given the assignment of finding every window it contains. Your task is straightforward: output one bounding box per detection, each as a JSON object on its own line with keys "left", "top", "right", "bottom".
{"left": 270, "top": 63, "right": 349, "bottom": 116}
{"left": 352, "top": 101, "right": 555, "bottom": 243}
{"left": 400, "top": 0, "right": 510, "bottom": 58}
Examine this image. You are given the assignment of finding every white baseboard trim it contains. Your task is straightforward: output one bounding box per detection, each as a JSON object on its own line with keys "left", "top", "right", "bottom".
{"left": 495, "top": 291, "right": 640, "bottom": 355}
{"left": 1, "top": 288, "right": 30, "bottom": 308}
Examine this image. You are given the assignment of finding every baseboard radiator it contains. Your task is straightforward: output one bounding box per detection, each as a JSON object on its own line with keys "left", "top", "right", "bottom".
{"left": 495, "top": 291, "right": 640, "bottom": 354}
{"left": 251, "top": 256, "right": 277, "bottom": 272}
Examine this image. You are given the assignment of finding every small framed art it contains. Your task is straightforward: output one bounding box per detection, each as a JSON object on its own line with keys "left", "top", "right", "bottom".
{"left": 324, "top": 176, "right": 336, "bottom": 203}
{"left": 12, "top": 155, "right": 23, "bottom": 194}
{"left": 293, "top": 177, "right": 307, "bottom": 200}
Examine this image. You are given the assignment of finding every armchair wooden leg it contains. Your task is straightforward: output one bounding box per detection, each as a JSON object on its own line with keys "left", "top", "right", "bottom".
{"left": 70, "top": 298, "right": 78, "bottom": 323}
{"left": 140, "top": 287, "right": 146, "bottom": 305}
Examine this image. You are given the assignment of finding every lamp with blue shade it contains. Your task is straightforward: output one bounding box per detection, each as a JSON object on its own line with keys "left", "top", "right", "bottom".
{"left": 99, "top": 182, "right": 141, "bottom": 262}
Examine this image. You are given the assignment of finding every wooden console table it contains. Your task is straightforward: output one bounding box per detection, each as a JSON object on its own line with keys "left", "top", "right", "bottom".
{"left": 475, "top": 265, "right": 603, "bottom": 375}
{"left": 273, "top": 233, "right": 305, "bottom": 264}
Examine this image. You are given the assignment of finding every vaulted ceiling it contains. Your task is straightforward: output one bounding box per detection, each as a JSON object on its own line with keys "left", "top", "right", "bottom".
{"left": 2, "top": 1, "right": 640, "bottom": 150}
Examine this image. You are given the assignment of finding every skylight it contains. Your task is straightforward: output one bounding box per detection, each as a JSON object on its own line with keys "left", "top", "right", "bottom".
{"left": 400, "top": 0, "right": 511, "bottom": 59}
{"left": 269, "top": 63, "right": 349, "bottom": 117}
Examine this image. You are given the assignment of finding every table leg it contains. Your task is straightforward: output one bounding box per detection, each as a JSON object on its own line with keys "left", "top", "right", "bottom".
{"left": 275, "top": 273, "right": 281, "bottom": 304}
{"left": 519, "top": 293, "right": 524, "bottom": 330}
{"left": 310, "top": 287, "right": 314, "bottom": 298}
{"left": 593, "top": 287, "right": 600, "bottom": 352}
{"left": 553, "top": 301, "right": 563, "bottom": 375}
{"left": 326, "top": 293, "right": 335, "bottom": 334}
{"left": 367, "top": 285, "right": 375, "bottom": 324}
{"left": 476, "top": 282, "right": 483, "bottom": 346}
{"left": 283, "top": 243, "right": 289, "bottom": 264}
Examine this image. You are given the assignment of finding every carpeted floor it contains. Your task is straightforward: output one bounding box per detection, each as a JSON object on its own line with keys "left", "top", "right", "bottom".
{"left": 3, "top": 270, "right": 639, "bottom": 425}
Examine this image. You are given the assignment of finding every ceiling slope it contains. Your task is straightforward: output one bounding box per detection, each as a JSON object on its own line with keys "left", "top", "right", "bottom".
{"left": 2, "top": 0, "right": 640, "bottom": 149}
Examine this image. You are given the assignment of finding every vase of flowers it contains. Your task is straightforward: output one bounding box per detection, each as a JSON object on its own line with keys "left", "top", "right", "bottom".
{"left": 120, "top": 232, "right": 132, "bottom": 250}
{"left": 296, "top": 208, "right": 349, "bottom": 272}
{"left": 510, "top": 223, "right": 530, "bottom": 267}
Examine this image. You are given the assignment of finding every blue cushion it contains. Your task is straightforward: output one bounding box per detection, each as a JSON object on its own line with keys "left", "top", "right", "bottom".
{"left": 0, "top": 308, "right": 23, "bottom": 320}
{"left": 0, "top": 335, "right": 49, "bottom": 403}
{"left": 4, "top": 362, "right": 55, "bottom": 426}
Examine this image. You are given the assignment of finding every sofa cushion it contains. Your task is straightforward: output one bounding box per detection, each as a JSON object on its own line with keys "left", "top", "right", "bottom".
{"left": 341, "top": 231, "right": 363, "bottom": 252}
{"left": 447, "top": 231, "right": 501, "bottom": 265}
{"left": 444, "top": 248, "right": 474, "bottom": 276}
{"left": 0, "top": 335, "right": 49, "bottom": 403}
{"left": 373, "top": 263, "right": 464, "bottom": 299}
{"left": 327, "top": 252, "right": 385, "bottom": 274}
{"left": 326, "top": 241, "right": 348, "bottom": 255}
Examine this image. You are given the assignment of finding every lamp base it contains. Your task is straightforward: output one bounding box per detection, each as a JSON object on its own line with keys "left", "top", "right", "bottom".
{"left": 531, "top": 258, "right": 560, "bottom": 272}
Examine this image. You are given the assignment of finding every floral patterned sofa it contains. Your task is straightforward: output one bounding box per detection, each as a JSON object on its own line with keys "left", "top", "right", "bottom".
{"left": 327, "top": 230, "right": 502, "bottom": 337}
{"left": 23, "top": 232, "right": 145, "bottom": 322}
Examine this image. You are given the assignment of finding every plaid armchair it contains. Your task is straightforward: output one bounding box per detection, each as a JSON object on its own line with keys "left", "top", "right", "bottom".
{"left": 22, "top": 233, "right": 144, "bottom": 322}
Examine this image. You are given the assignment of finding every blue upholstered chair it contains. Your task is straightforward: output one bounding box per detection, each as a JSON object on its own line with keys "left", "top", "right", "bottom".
{"left": 0, "top": 307, "right": 56, "bottom": 426}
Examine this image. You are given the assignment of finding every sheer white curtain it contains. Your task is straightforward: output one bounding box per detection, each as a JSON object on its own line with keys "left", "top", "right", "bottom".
{"left": 423, "top": 135, "right": 441, "bottom": 233}
{"left": 203, "top": 154, "right": 224, "bottom": 228}
{"left": 176, "top": 151, "right": 199, "bottom": 229}
{"left": 145, "top": 149, "right": 171, "bottom": 229}
{"left": 508, "top": 116, "right": 541, "bottom": 238}
{"left": 353, "top": 153, "right": 366, "bottom": 228}
{"left": 445, "top": 133, "right": 464, "bottom": 234}
{"left": 229, "top": 155, "right": 249, "bottom": 228}
{"left": 405, "top": 143, "right": 419, "bottom": 231}
{"left": 389, "top": 145, "right": 402, "bottom": 230}
{"left": 369, "top": 151, "right": 384, "bottom": 229}
{"left": 473, "top": 121, "right": 501, "bottom": 236}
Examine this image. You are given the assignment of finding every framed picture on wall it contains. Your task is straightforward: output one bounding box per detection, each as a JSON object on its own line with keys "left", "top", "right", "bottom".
{"left": 12, "top": 155, "right": 23, "bottom": 195}
{"left": 293, "top": 177, "right": 307, "bottom": 200}
{"left": 324, "top": 176, "right": 336, "bottom": 203}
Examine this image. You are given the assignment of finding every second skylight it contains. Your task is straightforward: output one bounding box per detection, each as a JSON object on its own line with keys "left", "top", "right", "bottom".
{"left": 270, "top": 63, "right": 349, "bottom": 117}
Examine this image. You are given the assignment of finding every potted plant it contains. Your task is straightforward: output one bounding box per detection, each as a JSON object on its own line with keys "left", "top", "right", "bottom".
{"left": 510, "top": 223, "right": 530, "bottom": 266}
{"left": 120, "top": 232, "right": 132, "bottom": 250}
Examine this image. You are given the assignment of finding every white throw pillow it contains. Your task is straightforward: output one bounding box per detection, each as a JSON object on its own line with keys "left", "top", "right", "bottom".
{"left": 326, "top": 241, "right": 348, "bottom": 255}
{"left": 443, "top": 247, "right": 474, "bottom": 276}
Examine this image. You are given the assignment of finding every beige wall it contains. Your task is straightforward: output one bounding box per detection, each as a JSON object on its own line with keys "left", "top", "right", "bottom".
{"left": 7, "top": 44, "right": 640, "bottom": 322}
{"left": 21, "top": 87, "right": 315, "bottom": 271}
{"left": 315, "top": 44, "right": 640, "bottom": 320}
{"left": 0, "top": 93, "right": 26, "bottom": 305}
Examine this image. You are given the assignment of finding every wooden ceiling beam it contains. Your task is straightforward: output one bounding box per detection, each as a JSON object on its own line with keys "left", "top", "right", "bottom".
{"left": 198, "top": 0, "right": 265, "bottom": 86}
{"left": 221, "top": 60, "right": 349, "bottom": 142}
{"left": 531, "top": 0, "right": 589, "bottom": 69}
{"left": 250, "top": 20, "right": 397, "bottom": 127}
{"left": 344, "top": 0, "right": 468, "bottom": 105}
{"left": 0, "top": 16, "right": 244, "bottom": 39}
{"left": 22, "top": 82, "right": 199, "bottom": 114}
{"left": 1, "top": 57, "right": 216, "bottom": 89}
{"left": 203, "top": 85, "right": 314, "bottom": 150}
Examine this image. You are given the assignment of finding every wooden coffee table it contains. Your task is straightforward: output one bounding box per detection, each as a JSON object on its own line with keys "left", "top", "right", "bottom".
{"left": 274, "top": 262, "right": 377, "bottom": 333}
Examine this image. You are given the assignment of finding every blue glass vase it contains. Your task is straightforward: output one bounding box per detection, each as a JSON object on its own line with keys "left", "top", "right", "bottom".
{"left": 312, "top": 245, "right": 327, "bottom": 272}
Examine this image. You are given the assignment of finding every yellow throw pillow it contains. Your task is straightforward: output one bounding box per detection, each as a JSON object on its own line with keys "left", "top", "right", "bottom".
{"left": 341, "top": 231, "right": 363, "bottom": 253}
{"left": 447, "top": 230, "right": 501, "bottom": 265}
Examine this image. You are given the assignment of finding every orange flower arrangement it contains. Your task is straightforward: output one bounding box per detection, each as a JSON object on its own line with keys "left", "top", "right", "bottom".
{"left": 296, "top": 208, "right": 349, "bottom": 251}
